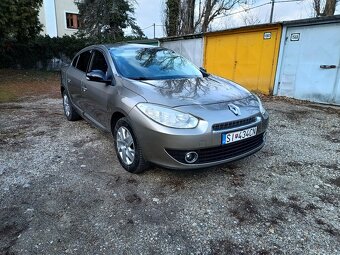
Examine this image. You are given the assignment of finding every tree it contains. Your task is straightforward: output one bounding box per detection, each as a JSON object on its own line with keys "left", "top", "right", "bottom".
{"left": 76, "top": 0, "right": 145, "bottom": 42}
{"left": 0, "top": 0, "right": 42, "bottom": 42}
{"left": 164, "top": 0, "right": 245, "bottom": 36}
{"left": 241, "top": 12, "right": 261, "bottom": 26}
{"left": 165, "top": 0, "right": 181, "bottom": 36}
{"left": 313, "top": 0, "right": 339, "bottom": 16}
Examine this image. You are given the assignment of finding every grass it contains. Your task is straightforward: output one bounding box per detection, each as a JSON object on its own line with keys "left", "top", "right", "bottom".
{"left": 0, "top": 69, "right": 60, "bottom": 103}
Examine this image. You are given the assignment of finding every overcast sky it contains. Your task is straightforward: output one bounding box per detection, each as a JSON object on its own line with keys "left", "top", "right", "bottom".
{"left": 133, "top": 0, "right": 340, "bottom": 38}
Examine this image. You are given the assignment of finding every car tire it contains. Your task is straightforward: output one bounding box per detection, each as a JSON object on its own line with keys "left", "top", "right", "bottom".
{"left": 62, "top": 91, "right": 81, "bottom": 121}
{"left": 114, "top": 117, "right": 149, "bottom": 174}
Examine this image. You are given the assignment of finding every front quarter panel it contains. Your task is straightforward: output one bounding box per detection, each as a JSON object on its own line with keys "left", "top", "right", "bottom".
{"left": 106, "top": 77, "right": 147, "bottom": 129}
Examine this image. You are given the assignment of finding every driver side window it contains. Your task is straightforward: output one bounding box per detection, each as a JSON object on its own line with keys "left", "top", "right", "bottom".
{"left": 90, "top": 51, "right": 108, "bottom": 74}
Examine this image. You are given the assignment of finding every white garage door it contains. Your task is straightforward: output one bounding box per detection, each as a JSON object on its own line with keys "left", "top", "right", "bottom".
{"left": 277, "top": 23, "right": 340, "bottom": 104}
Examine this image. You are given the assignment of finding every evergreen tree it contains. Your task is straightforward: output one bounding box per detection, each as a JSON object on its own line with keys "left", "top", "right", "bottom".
{"left": 0, "top": 0, "right": 43, "bottom": 42}
{"left": 77, "top": 0, "right": 145, "bottom": 42}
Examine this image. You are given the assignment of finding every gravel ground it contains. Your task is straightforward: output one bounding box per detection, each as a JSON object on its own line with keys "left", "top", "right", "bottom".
{"left": 0, "top": 93, "right": 339, "bottom": 254}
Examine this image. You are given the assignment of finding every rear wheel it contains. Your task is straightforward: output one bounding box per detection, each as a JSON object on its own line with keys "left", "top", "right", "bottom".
{"left": 62, "top": 91, "right": 81, "bottom": 121}
{"left": 114, "top": 117, "right": 149, "bottom": 173}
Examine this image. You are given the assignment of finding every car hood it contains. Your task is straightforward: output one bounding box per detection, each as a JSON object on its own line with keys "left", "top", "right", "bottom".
{"left": 122, "top": 75, "right": 252, "bottom": 107}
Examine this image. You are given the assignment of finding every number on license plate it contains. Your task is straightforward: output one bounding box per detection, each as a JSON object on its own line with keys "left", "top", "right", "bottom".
{"left": 222, "top": 127, "right": 257, "bottom": 144}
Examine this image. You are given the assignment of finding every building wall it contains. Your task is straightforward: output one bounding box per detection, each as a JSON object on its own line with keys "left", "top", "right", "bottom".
{"left": 39, "top": 0, "right": 79, "bottom": 37}
{"left": 204, "top": 25, "right": 282, "bottom": 95}
{"left": 55, "top": 0, "right": 79, "bottom": 36}
{"left": 161, "top": 38, "right": 204, "bottom": 67}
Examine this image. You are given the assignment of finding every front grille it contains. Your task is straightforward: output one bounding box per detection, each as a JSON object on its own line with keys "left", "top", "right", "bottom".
{"left": 166, "top": 133, "right": 264, "bottom": 164}
{"left": 212, "top": 116, "right": 257, "bottom": 131}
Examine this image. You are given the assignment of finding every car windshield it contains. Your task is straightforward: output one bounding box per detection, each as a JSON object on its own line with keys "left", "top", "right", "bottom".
{"left": 110, "top": 46, "right": 202, "bottom": 80}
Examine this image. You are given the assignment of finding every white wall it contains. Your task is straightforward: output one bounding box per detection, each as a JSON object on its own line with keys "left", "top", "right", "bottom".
{"left": 39, "top": 0, "right": 79, "bottom": 37}
{"left": 55, "top": 0, "right": 79, "bottom": 36}
{"left": 161, "top": 38, "right": 204, "bottom": 67}
{"left": 39, "top": 0, "right": 58, "bottom": 37}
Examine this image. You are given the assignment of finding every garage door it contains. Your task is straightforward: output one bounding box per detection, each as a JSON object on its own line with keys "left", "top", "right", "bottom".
{"left": 204, "top": 26, "right": 281, "bottom": 95}
{"left": 277, "top": 23, "right": 340, "bottom": 104}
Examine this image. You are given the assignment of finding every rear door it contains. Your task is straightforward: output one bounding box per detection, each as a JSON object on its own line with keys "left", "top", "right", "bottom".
{"left": 68, "top": 50, "right": 92, "bottom": 108}
{"left": 277, "top": 23, "right": 340, "bottom": 104}
{"left": 82, "top": 49, "right": 114, "bottom": 128}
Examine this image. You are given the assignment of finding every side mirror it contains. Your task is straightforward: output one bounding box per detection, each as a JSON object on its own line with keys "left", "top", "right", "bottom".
{"left": 199, "top": 67, "right": 209, "bottom": 77}
{"left": 86, "top": 70, "right": 112, "bottom": 84}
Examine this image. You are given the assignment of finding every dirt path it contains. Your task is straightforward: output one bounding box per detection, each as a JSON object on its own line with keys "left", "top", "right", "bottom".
{"left": 0, "top": 71, "right": 339, "bottom": 254}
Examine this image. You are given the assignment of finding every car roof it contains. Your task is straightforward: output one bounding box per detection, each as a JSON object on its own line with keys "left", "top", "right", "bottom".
{"left": 103, "top": 43, "right": 157, "bottom": 50}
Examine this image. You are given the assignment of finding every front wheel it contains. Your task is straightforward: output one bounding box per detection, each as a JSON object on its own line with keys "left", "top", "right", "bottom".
{"left": 114, "top": 118, "right": 149, "bottom": 173}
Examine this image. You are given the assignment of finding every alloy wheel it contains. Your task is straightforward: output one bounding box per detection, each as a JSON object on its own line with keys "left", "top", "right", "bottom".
{"left": 116, "top": 126, "right": 135, "bottom": 165}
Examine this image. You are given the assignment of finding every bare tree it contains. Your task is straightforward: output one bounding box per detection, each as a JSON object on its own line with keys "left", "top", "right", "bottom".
{"left": 313, "top": 0, "right": 339, "bottom": 16}
{"left": 164, "top": 0, "right": 245, "bottom": 36}
{"left": 241, "top": 12, "right": 261, "bottom": 26}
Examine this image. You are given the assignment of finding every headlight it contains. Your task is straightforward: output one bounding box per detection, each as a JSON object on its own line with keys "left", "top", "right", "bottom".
{"left": 137, "top": 103, "right": 199, "bottom": 129}
{"left": 254, "top": 95, "right": 266, "bottom": 115}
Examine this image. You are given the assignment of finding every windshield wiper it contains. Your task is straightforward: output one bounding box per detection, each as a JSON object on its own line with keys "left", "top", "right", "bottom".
{"left": 129, "top": 77, "right": 149, "bottom": 81}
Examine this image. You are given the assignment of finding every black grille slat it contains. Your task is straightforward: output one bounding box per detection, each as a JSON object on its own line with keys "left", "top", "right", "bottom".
{"left": 212, "top": 116, "right": 257, "bottom": 131}
{"left": 198, "top": 137, "right": 261, "bottom": 156}
{"left": 198, "top": 139, "right": 261, "bottom": 158}
{"left": 166, "top": 134, "right": 264, "bottom": 164}
{"left": 198, "top": 139, "right": 262, "bottom": 161}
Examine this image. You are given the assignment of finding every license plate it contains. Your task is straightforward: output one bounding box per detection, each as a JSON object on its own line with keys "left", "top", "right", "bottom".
{"left": 222, "top": 127, "right": 257, "bottom": 145}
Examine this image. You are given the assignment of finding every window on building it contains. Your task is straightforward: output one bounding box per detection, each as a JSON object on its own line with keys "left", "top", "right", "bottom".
{"left": 66, "top": 13, "right": 79, "bottom": 29}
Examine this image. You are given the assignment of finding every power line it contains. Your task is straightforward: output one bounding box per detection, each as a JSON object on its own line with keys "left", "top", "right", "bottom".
{"left": 214, "top": 2, "right": 271, "bottom": 19}
{"left": 212, "top": 0, "right": 305, "bottom": 20}
{"left": 141, "top": 24, "right": 164, "bottom": 30}
{"left": 141, "top": 24, "right": 154, "bottom": 30}
{"left": 141, "top": 0, "right": 306, "bottom": 30}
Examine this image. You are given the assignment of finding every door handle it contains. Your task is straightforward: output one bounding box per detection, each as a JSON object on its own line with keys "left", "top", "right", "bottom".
{"left": 320, "top": 65, "right": 336, "bottom": 69}
{"left": 67, "top": 78, "right": 71, "bottom": 83}
{"left": 81, "top": 86, "right": 87, "bottom": 92}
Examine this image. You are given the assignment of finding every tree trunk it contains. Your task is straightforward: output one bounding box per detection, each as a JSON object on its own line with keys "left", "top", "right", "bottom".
{"left": 166, "top": 0, "right": 180, "bottom": 36}
{"left": 201, "top": 0, "right": 212, "bottom": 33}
{"left": 314, "top": 0, "right": 338, "bottom": 16}
{"left": 323, "top": 0, "right": 337, "bottom": 16}
{"left": 185, "top": 0, "right": 196, "bottom": 34}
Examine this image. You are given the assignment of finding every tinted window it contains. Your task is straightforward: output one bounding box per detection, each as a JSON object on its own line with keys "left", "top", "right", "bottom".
{"left": 71, "top": 55, "right": 79, "bottom": 67}
{"left": 90, "top": 51, "right": 108, "bottom": 73}
{"left": 110, "top": 47, "right": 202, "bottom": 80}
{"left": 76, "top": 51, "right": 91, "bottom": 72}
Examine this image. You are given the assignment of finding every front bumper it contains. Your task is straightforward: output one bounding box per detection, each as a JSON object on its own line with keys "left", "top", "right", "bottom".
{"left": 128, "top": 107, "right": 269, "bottom": 170}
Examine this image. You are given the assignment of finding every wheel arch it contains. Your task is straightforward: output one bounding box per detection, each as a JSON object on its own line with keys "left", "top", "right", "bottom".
{"left": 110, "top": 111, "right": 126, "bottom": 133}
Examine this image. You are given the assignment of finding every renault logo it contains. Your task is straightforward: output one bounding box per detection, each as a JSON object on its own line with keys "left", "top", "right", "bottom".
{"left": 228, "top": 104, "right": 241, "bottom": 116}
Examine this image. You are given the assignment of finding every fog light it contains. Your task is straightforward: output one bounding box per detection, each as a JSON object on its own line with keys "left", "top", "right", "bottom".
{"left": 185, "top": 151, "right": 198, "bottom": 164}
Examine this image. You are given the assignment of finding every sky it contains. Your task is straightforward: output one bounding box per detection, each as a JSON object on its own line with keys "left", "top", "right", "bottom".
{"left": 133, "top": 0, "right": 340, "bottom": 39}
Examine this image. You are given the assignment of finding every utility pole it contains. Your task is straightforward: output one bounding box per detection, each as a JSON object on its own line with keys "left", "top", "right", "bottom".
{"left": 153, "top": 23, "right": 156, "bottom": 39}
{"left": 269, "top": 0, "right": 275, "bottom": 23}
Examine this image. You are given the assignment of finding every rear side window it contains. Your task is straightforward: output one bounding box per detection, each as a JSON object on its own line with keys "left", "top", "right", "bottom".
{"left": 76, "top": 51, "right": 91, "bottom": 72}
{"left": 89, "top": 51, "right": 108, "bottom": 73}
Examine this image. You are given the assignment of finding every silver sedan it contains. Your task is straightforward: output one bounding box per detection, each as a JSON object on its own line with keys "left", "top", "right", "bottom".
{"left": 61, "top": 44, "right": 269, "bottom": 173}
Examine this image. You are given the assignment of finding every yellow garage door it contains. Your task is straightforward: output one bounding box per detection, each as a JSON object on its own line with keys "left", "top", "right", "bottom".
{"left": 204, "top": 26, "right": 281, "bottom": 95}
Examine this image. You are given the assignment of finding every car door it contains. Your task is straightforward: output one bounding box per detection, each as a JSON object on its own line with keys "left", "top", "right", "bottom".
{"left": 81, "top": 49, "right": 114, "bottom": 128}
{"left": 68, "top": 50, "right": 92, "bottom": 109}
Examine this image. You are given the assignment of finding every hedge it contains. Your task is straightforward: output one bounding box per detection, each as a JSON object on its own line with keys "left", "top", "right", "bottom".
{"left": 0, "top": 35, "right": 93, "bottom": 70}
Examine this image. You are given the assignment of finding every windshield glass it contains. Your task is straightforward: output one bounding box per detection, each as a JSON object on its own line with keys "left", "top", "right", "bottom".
{"left": 110, "top": 47, "right": 202, "bottom": 80}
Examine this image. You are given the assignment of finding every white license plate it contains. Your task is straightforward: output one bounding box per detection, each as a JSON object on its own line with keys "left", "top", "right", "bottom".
{"left": 222, "top": 127, "right": 257, "bottom": 144}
